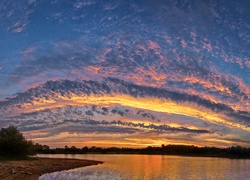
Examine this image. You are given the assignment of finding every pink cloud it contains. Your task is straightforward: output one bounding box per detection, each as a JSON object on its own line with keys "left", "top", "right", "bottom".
{"left": 190, "top": 32, "right": 197, "bottom": 37}
{"left": 137, "top": 45, "right": 147, "bottom": 52}
{"left": 13, "top": 21, "right": 22, "bottom": 28}
{"left": 148, "top": 40, "right": 160, "bottom": 50}
{"left": 235, "top": 57, "right": 244, "bottom": 68}
{"left": 12, "top": 27, "right": 24, "bottom": 33}
{"left": 224, "top": 58, "right": 228, "bottom": 63}
{"left": 193, "top": 47, "right": 200, "bottom": 53}
{"left": 104, "top": 48, "right": 112, "bottom": 54}
{"left": 164, "top": 36, "right": 173, "bottom": 45}
{"left": 245, "top": 59, "right": 250, "bottom": 67}
{"left": 96, "top": 48, "right": 113, "bottom": 63}
{"left": 10, "top": 21, "right": 28, "bottom": 33}
{"left": 181, "top": 40, "right": 187, "bottom": 48}
{"left": 172, "top": 49, "right": 177, "bottom": 53}
{"left": 202, "top": 43, "right": 212, "bottom": 52}
{"left": 21, "top": 47, "right": 36, "bottom": 57}
{"left": 85, "top": 66, "right": 101, "bottom": 74}
{"left": 154, "top": 50, "right": 165, "bottom": 60}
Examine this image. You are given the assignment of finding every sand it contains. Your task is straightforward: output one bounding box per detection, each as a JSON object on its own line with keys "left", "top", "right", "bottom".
{"left": 0, "top": 157, "right": 102, "bottom": 180}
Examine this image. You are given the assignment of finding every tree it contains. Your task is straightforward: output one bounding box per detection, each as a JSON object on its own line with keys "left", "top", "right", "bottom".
{"left": 0, "top": 126, "right": 34, "bottom": 158}
{"left": 81, "top": 146, "right": 89, "bottom": 154}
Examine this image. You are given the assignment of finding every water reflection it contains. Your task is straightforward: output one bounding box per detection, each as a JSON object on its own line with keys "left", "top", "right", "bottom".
{"left": 38, "top": 154, "right": 250, "bottom": 180}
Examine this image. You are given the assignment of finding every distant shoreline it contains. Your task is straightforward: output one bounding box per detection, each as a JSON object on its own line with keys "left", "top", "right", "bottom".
{"left": 37, "top": 152, "right": 250, "bottom": 159}
{"left": 0, "top": 157, "right": 102, "bottom": 180}
{"left": 36, "top": 144, "right": 250, "bottom": 159}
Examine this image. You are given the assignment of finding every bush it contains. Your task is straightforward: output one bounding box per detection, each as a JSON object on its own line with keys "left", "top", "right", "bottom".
{"left": 0, "top": 126, "right": 35, "bottom": 158}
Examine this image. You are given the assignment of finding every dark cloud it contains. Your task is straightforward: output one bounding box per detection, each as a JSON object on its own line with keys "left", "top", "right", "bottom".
{"left": 17, "top": 116, "right": 209, "bottom": 137}
{"left": 48, "top": 125, "right": 139, "bottom": 136}
{"left": 137, "top": 110, "right": 157, "bottom": 121}
{"left": 222, "top": 138, "right": 250, "bottom": 144}
{"left": 0, "top": 78, "right": 249, "bottom": 127}
{"left": 85, "top": 110, "right": 94, "bottom": 116}
{"left": 83, "top": 119, "right": 209, "bottom": 134}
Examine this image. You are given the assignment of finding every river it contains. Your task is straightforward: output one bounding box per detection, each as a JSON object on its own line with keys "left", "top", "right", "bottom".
{"left": 38, "top": 154, "right": 250, "bottom": 180}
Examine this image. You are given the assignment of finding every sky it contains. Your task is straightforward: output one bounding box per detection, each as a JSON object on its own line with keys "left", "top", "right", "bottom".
{"left": 0, "top": 0, "right": 250, "bottom": 148}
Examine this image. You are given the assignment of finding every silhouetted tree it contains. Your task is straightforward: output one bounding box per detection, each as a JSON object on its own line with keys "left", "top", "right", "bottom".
{"left": 0, "top": 126, "right": 35, "bottom": 158}
{"left": 81, "top": 146, "right": 89, "bottom": 154}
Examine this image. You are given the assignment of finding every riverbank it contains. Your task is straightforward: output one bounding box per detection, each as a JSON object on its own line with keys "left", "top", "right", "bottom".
{"left": 0, "top": 157, "right": 102, "bottom": 180}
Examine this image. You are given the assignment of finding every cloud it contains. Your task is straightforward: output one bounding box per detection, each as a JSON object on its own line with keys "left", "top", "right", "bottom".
{"left": 83, "top": 119, "right": 209, "bottom": 134}
{"left": 4, "top": 96, "right": 249, "bottom": 147}
{"left": 180, "top": 40, "right": 187, "bottom": 48}
{"left": 1, "top": 0, "right": 250, "bottom": 148}
{"left": 0, "top": 78, "right": 249, "bottom": 133}
{"left": 3, "top": 17, "right": 249, "bottom": 114}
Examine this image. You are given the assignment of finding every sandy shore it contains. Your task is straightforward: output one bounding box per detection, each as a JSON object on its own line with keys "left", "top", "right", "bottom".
{"left": 0, "top": 157, "right": 102, "bottom": 180}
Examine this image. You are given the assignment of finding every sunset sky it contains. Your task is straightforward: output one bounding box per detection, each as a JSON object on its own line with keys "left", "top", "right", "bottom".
{"left": 0, "top": 0, "right": 250, "bottom": 148}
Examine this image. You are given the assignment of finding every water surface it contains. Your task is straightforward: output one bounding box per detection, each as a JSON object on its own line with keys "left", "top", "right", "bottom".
{"left": 38, "top": 154, "right": 250, "bottom": 180}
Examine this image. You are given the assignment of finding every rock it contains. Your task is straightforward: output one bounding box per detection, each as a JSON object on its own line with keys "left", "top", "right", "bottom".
{"left": 11, "top": 169, "right": 16, "bottom": 174}
{"left": 26, "top": 172, "right": 33, "bottom": 175}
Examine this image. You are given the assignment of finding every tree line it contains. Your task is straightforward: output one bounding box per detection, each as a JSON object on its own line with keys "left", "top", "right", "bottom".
{"left": 1, "top": 126, "right": 250, "bottom": 159}
{"left": 36, "top": 144, "right": 250, "bottom": 158}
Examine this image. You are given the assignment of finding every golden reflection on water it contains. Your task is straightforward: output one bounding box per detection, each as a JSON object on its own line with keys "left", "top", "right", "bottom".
{"left": 38, "top": 154, "right": 250, "bottom": 180}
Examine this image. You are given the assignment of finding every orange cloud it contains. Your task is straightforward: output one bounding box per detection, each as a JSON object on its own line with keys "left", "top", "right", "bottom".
{"left": 18, "top": 93, "right": 249, "bottom": 132}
